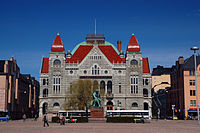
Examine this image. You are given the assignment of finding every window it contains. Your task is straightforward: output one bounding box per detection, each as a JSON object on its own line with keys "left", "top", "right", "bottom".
{"left": 143, "top": 88, "right": 148, "bottom": 97}
{"left": 190, "top": 100, "right": 196, "bottom": 106}
{"left": 119, "top": 83, "right": 121, "bottom": 94}
{"left": 190, "top": 90, "right": 196, "bottom": 96}
{"left": 83, "top": 70, "right": 87, "bottom": 74}
{"left": 189, "top": 80, "right": 195, "bottom": 86}
{"left": 42, "top": 78, "right": 48, "bottom": 85}
{"left": 130, "top": 76, "right": 138, "bottom": 94}
{"left": 132, "top": 102, "right": 138, "bottom": 107}
{"left": 43, "top": 89, "right": 48, "bottom": 97}
{"left": 92, "top": 64, "right": 100, "bottom": 75}
{"left": 70, "top": 70, "right": 73, "bottom": 74}
{"left": 143, "top": 78, "right": 149, "bottom": 85}
{"left": 53, "top": 102, "right": 60, "bottom": 107}
{"left": 53, "top": 59, "right": 61, "bottom": 67}
{"left": 130, "top": 59, "right": 138, "bottom": 65}
{"left": 118, "top": 70, "right": 122, "bottom": 74}
{"left": 104, "top": 70, "right": 108, "bottom": 74}
{"left": 53, "top": 76, "right": 61, "bottom": 94}
{"left": 189, "top": 70, "right": 195, "bottom": 76}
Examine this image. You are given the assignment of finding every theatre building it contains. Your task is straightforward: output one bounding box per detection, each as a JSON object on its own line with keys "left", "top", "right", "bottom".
{"left": 39, "top": 33, "right": 152, "bottom": 117}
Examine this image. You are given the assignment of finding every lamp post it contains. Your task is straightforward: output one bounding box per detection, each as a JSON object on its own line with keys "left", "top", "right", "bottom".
{"left": 190, "top": 46, "right": 199, "bottom": 124}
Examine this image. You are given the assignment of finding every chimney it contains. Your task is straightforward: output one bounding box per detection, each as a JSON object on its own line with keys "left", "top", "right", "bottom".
{"left": 117, "top": 40, "right": 121, "bottom": 52}
{"left": 178, "top": 56, "right": 184, "bottom": 64}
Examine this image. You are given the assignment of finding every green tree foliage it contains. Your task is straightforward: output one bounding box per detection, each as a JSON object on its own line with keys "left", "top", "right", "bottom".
{"left": 65, "top": 80, "right": 95, "bottom": 117}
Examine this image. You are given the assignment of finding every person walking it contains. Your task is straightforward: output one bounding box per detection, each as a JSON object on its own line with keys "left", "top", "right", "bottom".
{"left": 23, "top": 114, "right": 26, "bottom": 122}
{"left": 43, "top": 114, "right": 49, "bottom": 127}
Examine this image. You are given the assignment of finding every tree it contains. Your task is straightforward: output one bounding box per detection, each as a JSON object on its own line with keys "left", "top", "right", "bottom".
{"left": 65, "top": 80, "right": 94, "bottom": 117}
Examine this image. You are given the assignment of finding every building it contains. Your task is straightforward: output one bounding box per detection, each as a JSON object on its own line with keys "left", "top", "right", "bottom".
{"left": 39, "top": 33, "right": 152, "bottom": 117}
{"left": 0, "top": 57, "right": 39, "bottom": 119}
{"left": 151, "top": 65, "right": 172, "bottom": 119}
{"left": 167, "top": 55, "right": 200, "bottom": 119}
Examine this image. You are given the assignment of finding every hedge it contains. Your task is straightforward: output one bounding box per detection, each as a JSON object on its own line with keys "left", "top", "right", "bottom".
{"left": 106, "top": 117, "right": 143, "bottom": 123}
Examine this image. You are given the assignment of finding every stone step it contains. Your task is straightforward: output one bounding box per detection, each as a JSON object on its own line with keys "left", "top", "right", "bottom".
{"left": 88, "top": 118, "right": 106, "bottom": 123}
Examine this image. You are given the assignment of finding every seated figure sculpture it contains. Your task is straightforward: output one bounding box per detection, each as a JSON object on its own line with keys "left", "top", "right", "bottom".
{"left": 92, "top": 89, "right": 101, "bottom": 107}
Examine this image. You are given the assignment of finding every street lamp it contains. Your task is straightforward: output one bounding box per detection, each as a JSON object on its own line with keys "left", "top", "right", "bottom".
{"left": 190, "top": 46, "right": 199, "bottom": 124}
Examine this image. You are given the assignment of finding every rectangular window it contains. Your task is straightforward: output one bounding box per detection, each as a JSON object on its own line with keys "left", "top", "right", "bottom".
{"left": 189, "top": 80, "right": 195, "bottom": 86}
{"left": 43, "top": 79, "right": 46, "bottom": 85}
{"left": 131, "top": 85, "right": 133, "bottom": 94}
{"left": 190, "top": 90, "right": 196, "bottom": 96}
{"left": 190, "top": 100, "right": 193, "bottom": 106}
{"left": 119, "top": 84, "right": 121, "bottom": 94}
{"left": 193, "top": 90, "right": 196, "bottom": 96}
{"left": 189, "top": 71, "right": 195, "bottom": 76}
{"left": 194, "top": 100, "right": 196, "bottom": 106}
{"left": 130, "top": 76, "right": 138, "bottom": 94}
{"left": 53, "top": 76, "right": 61, "bottom": 94}
{"left": 190, "top": 90, "right": 193, "bottom": 96}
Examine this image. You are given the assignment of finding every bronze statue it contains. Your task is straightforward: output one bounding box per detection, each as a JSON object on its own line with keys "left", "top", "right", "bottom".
{"left": 92, "top": 89, "right": 101, "bottom": 107}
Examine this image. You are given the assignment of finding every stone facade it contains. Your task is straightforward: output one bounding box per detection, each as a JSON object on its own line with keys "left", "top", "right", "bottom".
{"left": 39, "top": 33, "right": 152, "bottom": 117}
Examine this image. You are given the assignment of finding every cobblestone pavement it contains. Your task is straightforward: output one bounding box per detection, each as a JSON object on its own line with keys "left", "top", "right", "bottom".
{"left": 0, "top": 119, "right": 200, "bottom": 133}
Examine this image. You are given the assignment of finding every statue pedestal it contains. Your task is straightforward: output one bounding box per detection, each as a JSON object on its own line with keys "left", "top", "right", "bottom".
{"left": 90, "top": 108, "right": 104, "bottom": 118}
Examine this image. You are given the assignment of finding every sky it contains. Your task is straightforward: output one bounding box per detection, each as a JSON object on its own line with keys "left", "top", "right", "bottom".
{"left": 0, "top": 0, "right": 200, "bottom": 80}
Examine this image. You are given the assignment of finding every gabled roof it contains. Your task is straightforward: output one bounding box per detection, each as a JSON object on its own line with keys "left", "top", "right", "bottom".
{"left": 66, "top": 45, "right": 94, "bottom": 63}
{"left": 184, "top": 55, "right": 200, "bottom": 70}
{"left": 98, "top": 45, "right": 125, "bottom": 63}
{"left": 142, "top": 58, "right": 150, "bottom": 73}
{"left": 51, "top": 33, "right": 65, "bottom": 52}
{"left": 41, "top": 58, "right": 49, "bottom": 73}
{"left": 127, "top": 34, "right": 141, "bottom": 52}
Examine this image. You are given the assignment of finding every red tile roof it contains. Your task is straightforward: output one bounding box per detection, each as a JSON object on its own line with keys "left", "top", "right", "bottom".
{"left": 143, "top": 58, "right": 150, "bottom": 73}
{"left": 127, "top": 34, "right": 141, "bottom": 52}
{"left": 41, "top": 58, "right": 49, "bottom": 73}
{"left": 98, "top": 45, "right": 125, "bottom": 63}
{"left": 66, "top": 45, "right": 94, "bottom": 63}
{"left": 51, "top": 34, "right": 65, "bottom": 52}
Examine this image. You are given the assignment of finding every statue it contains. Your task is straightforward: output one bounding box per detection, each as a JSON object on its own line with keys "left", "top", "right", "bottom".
{"left": 92, "top": 89, "right": 101, "bottom": 107}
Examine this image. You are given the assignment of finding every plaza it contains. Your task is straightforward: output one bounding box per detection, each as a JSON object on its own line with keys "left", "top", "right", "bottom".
{"left": 0, "top": 119, "right": 200, "bottom": 133}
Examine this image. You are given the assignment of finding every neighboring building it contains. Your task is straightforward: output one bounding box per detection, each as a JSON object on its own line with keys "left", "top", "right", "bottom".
{"left": 151, "top": 65, "right": 172, "bottom": 119}
{"left": 39, "top": 33, "right": 152, "bottom": 117}
{"left": 152, "top": 65, "right": 172, "bottom": 92}
{"left": 0, "top": 57, "right": 39, "bottom": 119}
{"left": 167, "top": 55, "right": 200, "bottom": 119}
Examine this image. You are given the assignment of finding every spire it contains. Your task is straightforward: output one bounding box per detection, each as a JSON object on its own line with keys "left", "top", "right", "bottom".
{"left": 51, "top": 33, "right": 65, "bottom": 52}
{"left": 126, "top": 33, "right": 140, "bottom": 52}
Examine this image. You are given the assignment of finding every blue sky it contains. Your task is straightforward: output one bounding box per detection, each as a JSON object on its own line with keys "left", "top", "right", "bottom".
{"left": 0, "top": 0, "right": 200, "bottom": 80}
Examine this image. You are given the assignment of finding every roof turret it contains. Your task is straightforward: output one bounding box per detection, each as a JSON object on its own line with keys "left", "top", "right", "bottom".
{"left": 51, "top": 33, "right": 65, "bottom": 52}
{"left": 126, "top": 33, "right": 140, "bottom": 52}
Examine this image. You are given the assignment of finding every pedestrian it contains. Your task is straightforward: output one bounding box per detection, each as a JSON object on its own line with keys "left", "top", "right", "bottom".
{"left": 23, "top": 114, "right": 26, "bottom": 122}
{"left": 62, "top": 116, "right": 66, "bottom": 125}
{"left": 34, "top": 114, "right": 37, "bottom": 121}
{"left": 43, "top": 114, "right": 49, "bottom": 127}
{"left": 60, "top": 114, "right": 63, "bottom": 125}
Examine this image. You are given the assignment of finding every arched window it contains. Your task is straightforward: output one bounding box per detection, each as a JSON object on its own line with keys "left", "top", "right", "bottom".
{"left": 42, "top": 102, "right": 48, "bottom": 114}
{"left": 144, "top": 102, "right": 148, "bottom": 110}
{"left": 107, "top": 81, "right": 112, "bottom": 93}
{"left": 53, "top": 59, "right": 61, "bottom": 67}
{"left": 92, "top": 64, "right": 100, "bottom": 75}
{"left": 143, "top": 88, "right": 148, "bottom": 97}
{"left": 132, "top": 102, "right": 138, "bottom": 107}
{"left": 43, "top": 88, "right": 48, "bottom": 97}
{"left": 130, "top": 59, "right": 138, "bottom": 65}
{"left": 100, "top": 81, "right": 105, "bottom": 92}
{"left": 53, "top": 102, "right": 60, "bottom": 107}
